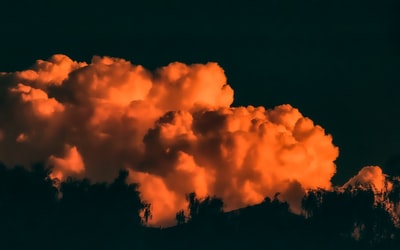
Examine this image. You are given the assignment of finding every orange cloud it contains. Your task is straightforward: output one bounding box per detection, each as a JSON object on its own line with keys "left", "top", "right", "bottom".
{"left": 16, "top": 54, "right": 87, "bottom": 87}
{"left": 0, "top": 54, "right": 339, "bottom": 226}
{"left": 10, "top": 83, "right": 64, "bottom": 117}
{"left": 343, "top": 166, "right": 387, "bottom": 192}
{"left": 48, "top": 145, "right": 85, "bottom": 180}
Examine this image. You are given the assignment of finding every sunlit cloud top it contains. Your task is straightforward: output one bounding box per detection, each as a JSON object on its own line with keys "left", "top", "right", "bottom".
{"left": 0, "top": 54, "right": 341, "bottom": 225}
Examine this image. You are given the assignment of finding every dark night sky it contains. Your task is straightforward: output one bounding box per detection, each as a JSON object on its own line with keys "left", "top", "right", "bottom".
{"left": 1, "top": 0, "right": 399, "bottom": 184}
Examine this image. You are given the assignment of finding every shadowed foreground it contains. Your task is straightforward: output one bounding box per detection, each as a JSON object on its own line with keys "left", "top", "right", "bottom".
{"left": 0, "top": 163, "right": 399, "bottom": 250}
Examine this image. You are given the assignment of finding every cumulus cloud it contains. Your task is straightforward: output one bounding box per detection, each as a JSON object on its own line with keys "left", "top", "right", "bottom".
{"left": 48, "top": 144, "right": 86, "bottom": 180}
{"left": 343, "top": 166, "right": 387, "bottom": 192}
{"left": 0, "top": 54, "right": 339, "bottom": 226}
{"left": 16, "top": 54, "right": 87, "bottom": 87}
{"left": 342, "top": 166, "right": 400, "bottom": 226}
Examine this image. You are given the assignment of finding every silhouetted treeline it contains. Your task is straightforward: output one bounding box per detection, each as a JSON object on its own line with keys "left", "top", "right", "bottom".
{"left": 301, "top": 184, "right": 400, "bottom": 250}
{"left": 1, "top": 162, "right": 400, "bottom": 250}
{"left": 0, "top": 163, "right": 150, "bottom": 250}
{"left": 160, "top": 186, "right": 400, "bottom": 250}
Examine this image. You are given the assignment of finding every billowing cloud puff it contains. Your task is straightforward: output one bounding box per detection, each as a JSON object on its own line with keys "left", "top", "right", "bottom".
{"left": 0, "top": 54, "right": 339, "bottom": 226}
{"left": 10, "top": 83, "right": 65, "bottom": 117}
{"left": 342, "top": 166, "right": 400, "bottom": 225}
{"left": 16, "top": 54, "right": 87, "bottom": 87}
{"left": 343, "top": 166, "right": 387, "bottom": 192}
{"left": 48, "top": 144, "right": 85, "bottom": 180}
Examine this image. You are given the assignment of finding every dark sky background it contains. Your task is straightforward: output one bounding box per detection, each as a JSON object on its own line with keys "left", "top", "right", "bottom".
{"left": 1, "top": 0, "right": 399, "bottom": 185}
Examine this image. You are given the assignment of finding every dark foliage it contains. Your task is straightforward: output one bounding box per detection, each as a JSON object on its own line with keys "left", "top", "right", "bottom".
{"left": 301, "top": 185, "right": 400, "bottom": 249}
{"left": 1, "top": 161, "right": 399, "bottom": 250}
{"left": 0, "top": 163, "right": 149, "bottom": 250}
{"left": 185, "top": 192, "right": 224, "bottom": 224}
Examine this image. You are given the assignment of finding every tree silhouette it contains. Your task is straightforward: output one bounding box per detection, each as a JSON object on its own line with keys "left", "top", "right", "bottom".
{"left": 175, "top": 209, "right": 186, "bottom": 225}
{"left": 142, "top": 203, "right": 152, "bottom": 224}
{"left": 186, "top": 192, "right": 200, "bottom": 221}
{"left": 301, "top": 188, "right": 324, "bottom": 218}
{"left": 1, "top": 160, "right": 400, "bottom": 250}
{"left": 185, "top": 192, "right": 224, "bottom": 223}
{"left": 0, "top": 163, "right": 153, "bottom": 249}
{"left": 389, "top": 177, "right": 400, "bottom": 211}
{"left": 301, "top": 184, "right": 398, "bottom": 249}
